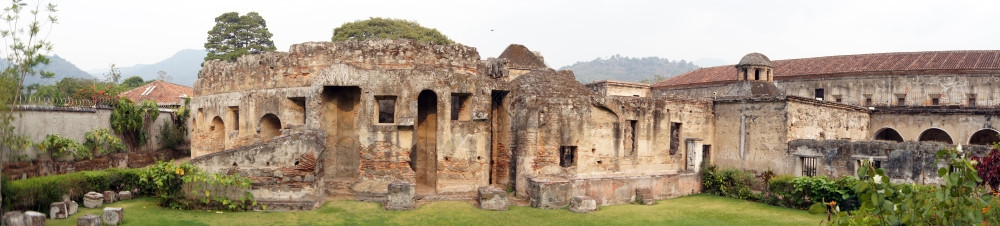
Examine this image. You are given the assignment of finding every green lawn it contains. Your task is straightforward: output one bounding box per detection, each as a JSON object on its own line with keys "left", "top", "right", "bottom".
{"left": 48, "top": 194, "right": 823, "bottom": 225}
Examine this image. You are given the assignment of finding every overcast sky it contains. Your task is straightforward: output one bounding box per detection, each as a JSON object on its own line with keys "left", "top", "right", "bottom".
{"left": 42, "top": 0, "right": 1000, "bottom": 71}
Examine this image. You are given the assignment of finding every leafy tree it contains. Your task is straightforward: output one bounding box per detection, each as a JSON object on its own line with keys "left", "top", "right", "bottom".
{"left": 204, "top": 12, "right": 276, "bottom": 62}
{"left": 331, "top": 17, "right": 454, "bottom": 45}
{"left": 110, "top": 98, "right": 159, "bottom": 151}
{"left": 0, "top": 0, "right": 57, "bottom": 207}
{"left": 104, "top": 63, "right": 121, "bottom": 84}
{"left": 121, "top": 76, "right": 146, "bottom": 90}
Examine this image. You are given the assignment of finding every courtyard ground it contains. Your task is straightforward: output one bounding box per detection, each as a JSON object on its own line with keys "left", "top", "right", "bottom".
{"left": 48, "top": 194, "right": 824, "bottom": 225}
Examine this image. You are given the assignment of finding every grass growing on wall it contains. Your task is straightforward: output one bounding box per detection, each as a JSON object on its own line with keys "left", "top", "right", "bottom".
{"left": 47, "top": 194, "right": 823, "bottom": 226}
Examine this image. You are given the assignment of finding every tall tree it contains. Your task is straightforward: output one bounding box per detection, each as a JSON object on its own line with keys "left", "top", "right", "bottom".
{"left": 0, "top": 0, "right": 57, "bottom": 205}
{"left": 104, "top": 63, "right": 121, "bottom": 84}
{"left": 204, "top": 12, "right": 276, "bottom": 62}
{"left": 332, "top": 17, "right": 454, "bottom": 45}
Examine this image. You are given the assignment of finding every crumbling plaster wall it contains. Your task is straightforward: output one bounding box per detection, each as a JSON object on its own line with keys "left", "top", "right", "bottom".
{"left": 787, "top": 140, "right": 993, "bottom": 184}
{"left": 779, "top": 74, "right": 1000, "bottom": 107}
{"left": 869, "top": 110, "right": 1000, "bottom": 144}
{"left": 191, "top": 40, "right": 503, "bottom": 198}
{"left": 507, "top": 70, "right": 713, "bottom": 203}
{"left": 785, "top": 98, "right": 870, "bottom": 141}
{"left": 712, "top": 98, "right": 791, "bottom": 174}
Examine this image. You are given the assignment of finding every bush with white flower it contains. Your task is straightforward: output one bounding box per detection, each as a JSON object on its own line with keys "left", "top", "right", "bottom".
{"left": 822, "top": 146, "right": 996, "bottom": 225}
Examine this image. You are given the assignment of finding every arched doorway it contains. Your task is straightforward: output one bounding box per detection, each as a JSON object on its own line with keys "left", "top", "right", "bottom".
{"left": 414, "top": 90, "right": 438, "bottom": 194}
{"left": 873, "top": 128, "right": 904, "bottom": 142}
{"left": 918, "top": 128, "right": 953, "bottom": 144}
{"left": 969, "top": 129, "right": 1000, "bottom": 145}
{"left": 210, "top": 116, "right": 225, "bottom": 153}
{"left": 259, "top": 113, "right": 282, "bottom": 141}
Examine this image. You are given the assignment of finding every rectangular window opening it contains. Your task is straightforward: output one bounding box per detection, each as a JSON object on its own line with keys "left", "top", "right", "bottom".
{"left": 559, "top": 146, "right": 577, "bottom": 167}
{"left": 897, "top": 96, "right": 906, "bottom": 106}
{"left": 931, "top": 98, "right": 940, "bottom": 106}
{"left": 802, "top": 157, "right": 817, "bottom": 177}
{"left": 228, "top": 106, "right": 239, "bottom": 130}
{"left": 451, "top": 93, "right": 472, "bottom": 121}
{"left": 670, "top": 122, "right": 681, "bottom": 155}
{"left": 865, "top": 98, "right": 873, "bottom": 106}
{"left": 814, "top": 88, "right": 824, "bottom": 100}
{"left": 376, "top": 96, "right": 396, "bottom": 124}
{"left": 627, "top": 120, "right": 638, "bottom": 155}
{"left": 969, "top": 94, "right": 977, "bottom": 107}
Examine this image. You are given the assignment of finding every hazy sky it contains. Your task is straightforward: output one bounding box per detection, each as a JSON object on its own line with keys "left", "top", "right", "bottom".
{"left": 40, "top": 0, "right": 1000, "bottom": 71}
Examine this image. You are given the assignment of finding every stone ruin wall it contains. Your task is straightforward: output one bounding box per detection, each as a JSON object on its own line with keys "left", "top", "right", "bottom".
{"left": 506, "top": 70, "right": 712, "bottom": 205}
{"left": 189, "top": 39, "right": 718, "bottom": 208}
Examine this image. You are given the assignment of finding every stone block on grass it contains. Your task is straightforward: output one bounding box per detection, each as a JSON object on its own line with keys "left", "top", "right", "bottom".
{"left": 3, "top": 211, "right": 25, "bottom": 226}
{"left": 118, "top": 191, "right": 132, "bottom": 200}
{"left": 477, "top": 185, "right": 508, "bottom": 211}
{"left": 103, "top": 191, "right": 117, "bottom": 204}
{"left": 83, "top": 192, "right": 104, "bottom": 208}
{"left": 49, "top": 201, "right": 67, "bottom": 219}
{"left": 569, "top": 196, "right": 598, "bottom": 213}
{"left": 384, "top": 181, "right": 415, "bottom": 210}
{"left": 77, "top": 214, "right": 101, "bottom": 226}
{"left": 527, "top": 177, "right": 570, "bottom": 209}
{"left": 67, "top": 200, "right": 78, "bottom": 215}
{"left": 102, "top": 207, "right": 123, "bottom": 225}
{"left": 24, "top": 211, "right": 45, "bottom": 226}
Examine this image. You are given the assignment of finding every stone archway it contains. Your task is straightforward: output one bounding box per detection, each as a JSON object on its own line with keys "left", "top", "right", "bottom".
{"left": 259, "top": 113, "right": 282, "bottom": 141}
{"left": 969, "top": 129, "right": 1000, "bottom": 145}
{"left": 209, "top": 116, "right": 225, "bottom": 153}
{"left": 918, "top": 128, "right": 953, "bottom": 144}
{"left": 873, "top": 128, "right": 904, "bottom": 142}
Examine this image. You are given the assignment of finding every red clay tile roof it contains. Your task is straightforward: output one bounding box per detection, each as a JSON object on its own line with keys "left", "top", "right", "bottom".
{"left": 119, "top": 80, "right": 193, "bottom": 106}
{"left": 652, "top": 50, "right": 1000, "bottom": 88}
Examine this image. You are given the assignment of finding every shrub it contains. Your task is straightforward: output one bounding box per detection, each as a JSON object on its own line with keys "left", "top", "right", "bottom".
{"left": 110, "top": 98, "right": 159, "bottom": 150}
{"left": 139, "top": 161, "right": 257, "bottom": 210}
{"left": 158, "top": 122, "right": 185, "bottom": 149}
{"left": 82, "top": 128, "right": 126, "bottom": 157}
{"left": 36, "top": 134, "right": 83, "bottom": 159}
{"left": 701, "top": 165, "right": 758, "bottom": 200}
{"left": 972, "top": 147, "right": 1000, "bottom": 193}
{"left": 1, "top": 168, "right": 144, "bottom": 213}
{"left": 825, "top": 146, "right": 995, "bottom": 225}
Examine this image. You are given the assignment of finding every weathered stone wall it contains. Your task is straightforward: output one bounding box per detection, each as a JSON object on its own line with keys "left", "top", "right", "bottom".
{"left": 6, "top": 106, "right": 175, "bottom": 161}
{"left": 788, "top": 139, "right": 992, "bottom": 184}
{"left": 870, "top": 109, "right": 1000, "bottom": 144}
{"left": 191, "top": 40, "right": 505, "bottom": 201}
{"left": 712, "top": 97, "right": 791, "bottom": 174}
{"left": 785, "top": 97, "right": 870, "bottom": 141}
{"left": 585, "top": 81, "right": 651, "bottom": 97}
{"left": 507, "top": 70, "right": 712, "bottom": 202}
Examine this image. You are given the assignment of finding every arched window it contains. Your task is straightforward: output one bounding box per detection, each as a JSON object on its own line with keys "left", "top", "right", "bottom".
{"left": 969, "top": 129, "right": 1000, "bottom": 145}
{"left": 259, "top": 113, "right": 282, "bottom": 141}
{"left": 873, "top": 128, "right": 904, "bottom": 142}
{"left": 918, "top": 128, "right": 953, "bottom": 144}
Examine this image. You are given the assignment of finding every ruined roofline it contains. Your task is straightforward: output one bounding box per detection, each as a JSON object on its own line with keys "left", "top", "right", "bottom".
{"left": 872, "top": 106, "right": 1000, "bottom": 115}
{"left": 584, "top": 80, "right": 650, "bottom": 89}
{"left": 712, "top": 95, "right": 872, "bottom": 112}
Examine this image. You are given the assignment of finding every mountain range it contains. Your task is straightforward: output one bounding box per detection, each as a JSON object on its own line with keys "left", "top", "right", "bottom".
{"left": 559, "top": 54, "right": 702, "bottom": 84}
{"left": 11, "top": 55, "right": 97, "bottom": 86}
{"left": 87, "top": 49, "right": 207, "bottom": 87}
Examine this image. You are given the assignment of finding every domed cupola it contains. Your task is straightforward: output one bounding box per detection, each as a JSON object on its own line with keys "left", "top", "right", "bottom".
{"left": 735, "top": 53, "right": 774, "bottom": 82}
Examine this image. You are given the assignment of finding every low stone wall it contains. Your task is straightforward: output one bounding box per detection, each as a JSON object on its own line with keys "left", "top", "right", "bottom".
{"left": 2, "top": 148, "right": 187, "bottom": 180}
{"left": 788, "top": 139, "right": 991, "bottom": 184}
{"left": 188, "top": 129, "right": 325, "bottom": 210}
{"left": 527, "top": 172, "right": 702, "bottom": 208}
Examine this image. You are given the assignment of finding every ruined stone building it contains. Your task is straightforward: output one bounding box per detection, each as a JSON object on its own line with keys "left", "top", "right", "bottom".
{"left": 188, "top": 39, "right": 1000, "bottom": 210}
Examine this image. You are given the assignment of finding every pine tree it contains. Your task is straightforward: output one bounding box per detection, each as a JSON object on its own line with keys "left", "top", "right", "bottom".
{"left": 204, "top": 12, "right": 276, "bottom": 62}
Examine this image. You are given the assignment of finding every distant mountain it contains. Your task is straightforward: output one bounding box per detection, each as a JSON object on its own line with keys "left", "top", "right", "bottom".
{"left": 559, "top": 54, "right": 701, "bottom": 84}
{"left": 14, "top": 55, "right": 97, "bottom": 86}
{"left": 89, "top": 49, "right": 206, "bottom": 87}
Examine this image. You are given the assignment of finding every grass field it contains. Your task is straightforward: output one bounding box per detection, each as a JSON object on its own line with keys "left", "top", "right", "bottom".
{"left": 48, "top": 194, "right": 824, "bottom": 225}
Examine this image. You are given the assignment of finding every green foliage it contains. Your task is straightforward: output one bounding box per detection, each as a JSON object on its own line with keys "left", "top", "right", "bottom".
{"left": 825, "top": 146, "right": 995, "bottom": 225}
{"left": 159, "top": 97, "right": 189, "bottom": 149}
{"left": 763, "top": 175, "right": 858, "bottom": 210}
{"left": 36, "top": 134, "right": 82, "bottom": 159}
{"left": 139, "top": 161, "right": 256, "bottom": 211}
{"left": 204, "top": 12, "right": 276, "bottom": 62}
{"left": 0, "top": 0, "right": 56, "bottom": 163}
{"left": 701, "top": 165, "right": 758, "bottom": 200}
{"left": 110, "top": 98, "right": 159, "bottom": 150}
{"left": 83, "top": 128, "right": 126, "bottom": 157}
{"left": 1, "top": 168, "right": 143, "bottom": 213}
{"left": 120, "top": 76, "right": 147, "bottom": 90}
{"left": 332, "top": 17, "right": 454, "bottom": 45}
